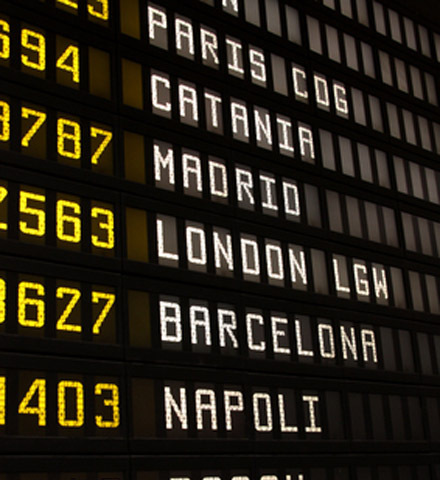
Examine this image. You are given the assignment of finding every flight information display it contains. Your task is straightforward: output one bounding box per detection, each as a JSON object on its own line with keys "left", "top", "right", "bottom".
{"left": 2, "top": 0, "right": 440, "bottom": 478}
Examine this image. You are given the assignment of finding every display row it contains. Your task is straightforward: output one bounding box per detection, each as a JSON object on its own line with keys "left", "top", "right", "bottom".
{"left": 1, "top": 363, "right": 440, "bottom": 445}
{"left": 120, "top": 63, "right": 440, "bottom": 163}
{"left": 126, "top": 125, "right": 440, "bottom": 212}
{"left": 2, "top": 264, "right": 440, "bottom": 378}
{"left": 128, "top": 210, "right": 440, "bottom": 315}
{"left": 0, "top": 13, "right": 111, "bottom": 98}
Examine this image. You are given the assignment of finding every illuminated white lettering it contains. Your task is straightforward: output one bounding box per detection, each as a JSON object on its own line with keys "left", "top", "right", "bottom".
{"left": 231, "top": 102, "right": 249, "bottom": 138}
{"left": 175, "top": 18, "right": 194, "bottom": 55}
{"left": 160, "top": 301, "right": 182, "bottom": 343}
{"left": 288, "top": 248, "right": 308, "bottom": 285}
{"left": 271, "top": 316, "right": 290, "bottom": 354}
{"left": 333, "top": 258, "right": 350, "bottom": 293}
{"left": 318, "top": 323, "right": 336, "bottom": 359}
{"left": 213, "top": 231, "right": 234, "bottom": 271}
{"left": 224, "top": 390, "right": 244, "bottom": 430}
{"left": 236, "top": 168, "right": 254, "bottom": 204}
{"left": 200, "top": 28, "right": 219, "bottom": 65}
{"left": 340, "top": 325, "right": 358, "bottom": 361}
{"left": 195, "top": 389, "right": 217, "bottom": 430}
{"left": 154, "top": 144, "right": 175, "bottom": 184}
{"left": 246, "top": 313, "right": 266, "bottom": 352}
{"left": 218, "top": 309, "right": 238, "bottom": 348}
{"left": 209, "top": 161, "right": 229, "bottom": 198}
{"left": 303, "top": 395, "right": 321, "bottom": 433}
{"left": 253, "top": 393, "right": 273, "bottom": 432}
{"left": 190, "top": 305, "right": 211, "bottom": 346}
{"left": 254, "top": 108, "right": 273, "bottom": 146}
{"left": 283, "top": 182, "right": 300, "bottom": 216}
{"left": 353, "top": 263, "right": 369, "bottom": 296}
{"left": 249, "top": 48, "right": 266, "bottom": 83}
{"left": 278, "top": 393, "right": 298, "bottom": 432}
{"left": 179, "top": 84, "right": 199, "bottom": 122}
{"left": 164, "top": 386, "right": 188, "bottom": 430}
{"left": 148, "top": 6, "right": 167, "bottom": 40}
{"left": 295, "top": 319, "right": 314, "bottom": 357}
{"left": 186, "top": 226, "right": 207, "bottom": 265}
{"left": 241, "top": 238, "right": 260, "bottom": 276}
{"left": 182, "top": 154, "right": 203, "bottom": 193}
{"left": 151, "top": 74, "right": 171, "bottom": 112}
{"left": 361, "top": 329, "right": 378, "bottom": 363}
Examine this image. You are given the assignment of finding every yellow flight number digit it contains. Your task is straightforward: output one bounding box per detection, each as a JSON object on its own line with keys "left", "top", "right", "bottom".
{"left": 90, "top": 127, "right": 112, "bottom": 165}
{"left": 0, "top": 186, "right": 8, "bottom": 231}
{"left": 56, "top": 199, "right": 81, "bottom": 243}
{"left": 0, "top": 20, "right": 10, "bottom": 60}
{"left": 57, "top": 0, "right": 78, "bottom": 9}
{"left": 95, "top": 383, "right": 120, "bottom": 428}
{"left": 92, "top": 291, "right": 115, "bottom": 334}
{"left": 91, "top": 207, "right": 114, "bottom": 249}
{"left": 58, "top": 380, "right": 84, "bottom": 427}
{"left": 21, "top": 29, "right": 46, "bottom": 71}
{"left": 18, "top": 281, "right": 45, "bottom": 328}
{"left": 56, "top": 45, "right": 80, "bottom": 83}
{"left": 19, "top": 191, "right": 46, "bottom": 237}
{"left": 0, "top": 100, "right": 10, "bottom": 142}
{"left": 21, "top": 107, "right": 47, "bottom": 147}
{"left": 57, "top": 118, "right": 81, "bottom": 159}
{"left": 56, "top": 287, "right": 81, "bottom": 332}
{"left": 0, "top": 278, "right": 6, "bottom": 324}
{"left": 88, "top": 0, "right": 109, "bottom": 20}
{"left": 18, "top": 378, "right": 46, "bottom": 426}
{"left": 0, "top": 376, "right": 5, "bottom": 425}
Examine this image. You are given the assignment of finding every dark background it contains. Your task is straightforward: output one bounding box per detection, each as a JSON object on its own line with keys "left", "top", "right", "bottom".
{"left": 396, "top": 0, "right": 440, "bottom": 27}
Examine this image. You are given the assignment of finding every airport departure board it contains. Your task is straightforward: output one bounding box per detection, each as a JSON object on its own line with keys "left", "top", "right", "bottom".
{"left": 1, "top": 0, "right": 440, "bottom": 478}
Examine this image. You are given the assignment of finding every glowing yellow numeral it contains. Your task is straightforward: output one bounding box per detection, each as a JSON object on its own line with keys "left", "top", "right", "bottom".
{"left": 18, "top": 378, "right": 46, "bottom": 426}
{"left": 91, "top": 207, "right": 114, "bottom": 249}
{"left": 58, "top": 381, "right": 84, "bottom": 427}
{"left": 88, "top": 0, "right": 109, "bottom": 20}
{"left": 56, "top": 287, "right": 81, "bottom": 332}
{"left": 56, "top": 45, "right": 80, "bottom": 83}
{"left": 21, "top": 29, "right": 46, "bottom": 71}
{"left": 57, "top": 118, "right": 81, "bottom": 159}
{"left": 0, "top": 278, "right": 6, "bottom": 324}
{"left": 0, "top": 100, "right": 10, "bottom": 142}
{"left": 57, "top": 0, "right": 78, "bottom": 8}
{"left": 18, "top": 281, "right": 45, "bottom": 328}
{"left": 21, "top": 107, "right": 47, "bottom": 147}
{"left": 0, "top": 186, "right": 7, "bottom": 231}
{"left": 92, "top": 291, "right": 115, "bottom": 334}
{"left": 90, "top": 127, "right": 112, "bottom": 165}
{"left": 0, "top": 376, "right": 5, "bottom": 425}
{"left": 19, "top": 191, "right": 46, "bottom": 236}
{"left": 95, "top": 383, "right": 119, "bottom": 428}
{"left": 56, "top": 199, "right": 81, "bottom": 243}
{"left": 0, "top": 20, "right": 10, "bottom": 60}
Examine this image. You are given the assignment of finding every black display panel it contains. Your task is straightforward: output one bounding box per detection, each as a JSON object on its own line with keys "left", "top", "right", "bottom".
{"left": 1, "top": 0, "right": 440, "bottom": 477}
